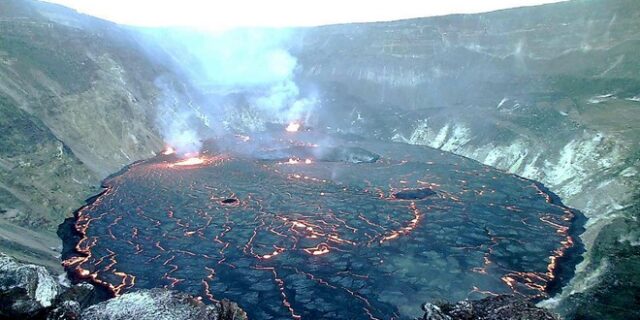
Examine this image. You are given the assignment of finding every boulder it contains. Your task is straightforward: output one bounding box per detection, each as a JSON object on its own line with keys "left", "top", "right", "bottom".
{"left": 419, "top": 295, "right": 560, "bottom": 320}
{"left": 319, "top": 146, "right": 380, "bottom": 164}
{"left": 48, "top": 283, "right": 98, "bottom": 320}
{"left": 0, "top": 252, "right": 61, "bottom": 319}
{"left": 80, "top": 288, "right": 247, "bottom": 320}
{"left": 48, "top": 300, "right": 82, "bottom": 320}
{"left": 393, "top": 188, "right": 437, "bottom": 200}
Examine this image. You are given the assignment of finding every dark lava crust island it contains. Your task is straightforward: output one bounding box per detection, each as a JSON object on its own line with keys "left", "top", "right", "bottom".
{"left": 60, "top": 129, "right": 584, "bottom": 319}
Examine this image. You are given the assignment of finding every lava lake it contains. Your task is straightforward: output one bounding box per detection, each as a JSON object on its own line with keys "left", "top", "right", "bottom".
{"left": 61, "top": 130, "right": 583, "bottom": 319}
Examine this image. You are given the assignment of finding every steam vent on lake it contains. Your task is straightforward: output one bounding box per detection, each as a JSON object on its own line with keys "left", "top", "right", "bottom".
{"left": 1, "top": 0, "right": 639, "bottom": 320}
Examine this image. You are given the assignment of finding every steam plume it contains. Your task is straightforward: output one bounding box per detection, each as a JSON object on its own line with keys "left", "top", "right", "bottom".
{"left": 141, "top": 27, "right": 317, "bottom": 154}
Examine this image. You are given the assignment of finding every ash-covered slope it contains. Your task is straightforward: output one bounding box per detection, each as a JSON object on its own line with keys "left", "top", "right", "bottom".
{"left": 0, "top": 0, "right": 185, "bottom": 268}
{"left": 292, "top": 1, "right": 640, "bottom": 318}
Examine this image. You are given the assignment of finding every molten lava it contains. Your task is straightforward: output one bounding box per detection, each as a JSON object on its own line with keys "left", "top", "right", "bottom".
{"left": 172, "top": 157, "right": 205, "bottom": 167}
{"left": 304, "top": 244, "right": 331, "bottom": 256}
{"left": 285, "top": 158, "right": 313, "bottom": 165}
{"left": 162, "top": 146, "right": 175, "bottom": 155}
{"left": 285, "top": 122, "right": 301, "bottom": 132}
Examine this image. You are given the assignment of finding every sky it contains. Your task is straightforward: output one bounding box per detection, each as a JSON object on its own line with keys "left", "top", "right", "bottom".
{"left": 44, "top": 0, "right": 566, "bottom": 30}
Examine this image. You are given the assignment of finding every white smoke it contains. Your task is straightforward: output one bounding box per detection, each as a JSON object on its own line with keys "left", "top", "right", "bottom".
{"left": 160, "top": 114, "right": 201, "bottom": 155}
{"left": 153, "top": 78, "right": 204, "bottom": 155}
{"left": 252, "top": 79, "right": 317, "bottom": 123}
{"left": 143, "top": 27, "right": 317, "bottom": 154}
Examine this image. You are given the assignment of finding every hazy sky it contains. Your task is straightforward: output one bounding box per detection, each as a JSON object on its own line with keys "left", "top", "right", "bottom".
{"left": 44, "top": 0, "right": 566, "bottom": 30}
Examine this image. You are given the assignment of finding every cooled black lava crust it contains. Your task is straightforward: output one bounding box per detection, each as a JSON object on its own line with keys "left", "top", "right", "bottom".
{"left": 61, "top": 131, "right": 583, "bottom": 320}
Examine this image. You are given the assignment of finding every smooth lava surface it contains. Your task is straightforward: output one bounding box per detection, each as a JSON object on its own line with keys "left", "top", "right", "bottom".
{"left": 61, "top": 130, "right": 583, "bottom": 320}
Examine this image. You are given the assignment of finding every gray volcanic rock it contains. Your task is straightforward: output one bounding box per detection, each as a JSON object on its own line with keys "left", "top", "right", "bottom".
{"left": 393, "top": 188, "right": 437, "bottom": 200}
{"left": 419, "top": 295, "right": 560, "bottom": 320}
{"left": 54, "top": 282, "right": 98, "bottom": 309}
{"left": 80, "top": 289, "right": 247, "bottom": 320}
{"left": 0, "top": 0, "right": 178, "bottom": 267}
{"left": 48, "top": 300, "right": 82, "bottom": 320}
{"left": 48, "top": 283, "right": 98, "bottom": 320}
{"left": 318, "top": 146, "right": 380, "bottom": 163}
{"left": 0, "top": 252, "right": 61, "bottom": 318}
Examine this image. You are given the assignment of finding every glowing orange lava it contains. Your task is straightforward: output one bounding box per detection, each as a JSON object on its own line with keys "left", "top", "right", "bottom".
{"left": 304, "top": 244, "right": 331, "bottom": 256}
{"left": 379, "top": 201, "right": 422, "bottom": 243}
{"left": 172, "top": 157, "right": 205, "bottom": 167}
{"left": 285, "top": 122, "right": 301, "bottom": 132}
{"left": 162, "top": 146, "right": 175, "bottom": 155}
{"left": 261, "top": 248, "right": 285, "bottom": 260}
{"left": 284, "top": 158, "right": 313, "bottom": 165}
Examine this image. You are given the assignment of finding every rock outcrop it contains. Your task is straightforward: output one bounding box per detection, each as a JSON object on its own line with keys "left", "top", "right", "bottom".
{"left": 0, "top": 0, "right": 177, "bottom": 268}
{"left": 0, "top": 252, "right": 61, "bottom": 318}
{"left": 418, "top": 295, "right": 560, "bottom": 320}
{"left": 48, "top": 282, "right": 100, "bottom": 320}
{"left": 81, "top": 289, "right": 247, "bottom": 320}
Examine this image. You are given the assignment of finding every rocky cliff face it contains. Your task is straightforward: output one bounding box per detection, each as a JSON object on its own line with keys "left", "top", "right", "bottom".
{"left": 293, "top": 0, "right": 640, "bottom": 318}
{"left": 0, "top": 251, "right": 61, "bottom": 316}
{"left": 0, "top": 0, "right": 179, "bottom": 268}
